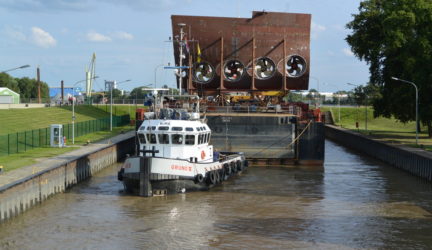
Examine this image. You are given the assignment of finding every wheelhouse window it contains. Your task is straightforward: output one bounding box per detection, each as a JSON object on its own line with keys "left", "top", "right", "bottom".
{"left": 196, "top": 127, "right": 201, "bottom": 131}
{"left": 139, "top": 126, "right": 146, "bottom": 131}
{"left": 158, "top": 126, "right": 169, "bottom": 131}
{"left": 138, "top": 133, "right": 146, "bottom": 144}
{"left": 147, "top": 126, "right": 156, "bottom": 131}
{"left": 172, "top": 127, "right": 183, "bottom": 131}
{"left": 158, "top": 134, "right": 169, "bottom": 144}
{"left": 185, "top": 135, "right": 195, "bottom": 145}
{"left": 146, "top": 133, "right": 157, "bottom": 144}
{"left": 198, "top": 134, "right": 203, "bottom": 144}
{"left": 186, "top": 127, "right": 194, "bottom": 131}
{"left": 172, "top": 134, "right": 183, "bottom": 144}
{"left": 207, "top": 133, "right": 211, "bottom": 142}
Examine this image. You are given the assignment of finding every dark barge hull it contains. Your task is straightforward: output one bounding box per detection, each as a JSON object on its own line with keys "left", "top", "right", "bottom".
{"left": 205, "top": 113, "right": 324, "bottom": 166}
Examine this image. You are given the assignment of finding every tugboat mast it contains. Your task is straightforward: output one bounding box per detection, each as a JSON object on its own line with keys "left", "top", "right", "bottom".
{"left": 178, "top": 23, "right": 186, "bottom": 96}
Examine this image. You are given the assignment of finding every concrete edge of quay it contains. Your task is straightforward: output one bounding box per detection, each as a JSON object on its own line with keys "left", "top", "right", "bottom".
{"left": 325, "top": 125, "right": 432, "bottom": 181}
{"left": 0, "top": 131, "right": 135, "bottom": 223}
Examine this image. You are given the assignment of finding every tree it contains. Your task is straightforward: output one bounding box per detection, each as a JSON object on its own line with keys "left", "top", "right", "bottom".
{"left": 16, "top": 77, "right": 33, "bottom": 99}
{"left": 347, "top": 0, "right": 432, "bottom": 137}
{"left": 129, "top": 87, "right": 148, "bottom": 100}
{"left": 111, "top": 89, "right": 122, "bottom": 98}
{"left": 286, "top": 91, "right": 304, "bottom": 102}
{"left": 0, "top": 73, "right": 49, "bottom": 101}
{"left": 0, "top": 73, "right": 19, "bottom": 93}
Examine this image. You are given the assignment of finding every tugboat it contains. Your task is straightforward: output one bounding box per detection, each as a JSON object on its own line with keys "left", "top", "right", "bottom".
{"left": 117, "top": 95, "right": 248, "bottom": 196}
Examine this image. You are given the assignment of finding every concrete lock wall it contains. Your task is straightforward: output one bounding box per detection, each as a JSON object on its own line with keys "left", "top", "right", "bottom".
{"left": 0, "top": 136, "right": 134, "bottom": 222}
{"left": 325, "top": 125, "right": 432, "bottom": 181}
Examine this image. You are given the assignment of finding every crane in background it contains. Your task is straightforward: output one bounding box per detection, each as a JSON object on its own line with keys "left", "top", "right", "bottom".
{"left": 85, "top": 53, "right": 96, "bottom": 100}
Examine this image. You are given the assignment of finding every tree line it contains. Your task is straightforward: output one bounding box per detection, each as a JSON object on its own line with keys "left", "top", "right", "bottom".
{"left": 0, "top": 72, "right": 49, "bottom": 100}
{"left": 347, "top": 0, "right": 432, "bottom": 137}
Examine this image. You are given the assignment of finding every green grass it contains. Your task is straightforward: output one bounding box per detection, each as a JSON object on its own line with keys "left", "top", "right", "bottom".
{"left": 0, "top": 125, "right": 134, "bottom": 172}
{"left": 93, "top": 104, "right": 148, "bottom": 120}
{"left": 321, "top": 106, "right": 432, "bottom": 151}
{"left": 0, "top": 105, "right": 111, "bottom": 135}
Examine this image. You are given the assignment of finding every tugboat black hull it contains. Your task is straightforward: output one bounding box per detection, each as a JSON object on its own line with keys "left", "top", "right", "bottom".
{"left": 118, "top": 155, "right": 248, "bottom": 196}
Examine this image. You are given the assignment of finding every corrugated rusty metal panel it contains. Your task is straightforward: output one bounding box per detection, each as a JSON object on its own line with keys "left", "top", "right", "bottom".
{"left": 171, "top": 11, "right": 311, "bottom": 93}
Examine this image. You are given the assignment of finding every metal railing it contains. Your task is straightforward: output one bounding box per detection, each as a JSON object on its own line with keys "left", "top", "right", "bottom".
{"left": 0, "top": 115, "right": 130, "bottom": 156}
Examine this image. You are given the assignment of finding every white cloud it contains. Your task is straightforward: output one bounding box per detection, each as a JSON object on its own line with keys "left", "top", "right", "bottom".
{"left": 86, "top": 31, "right": 111, "bottom": 42}
{"left": 342, "top": 48, "right": 354, "bottom": 57}
{"left": 311, "top": 22, "right": 326, "bottom": 39}
{"left": 31, "top": 27, "right": 56, "bottom": 48}
{"left": 111, "top": 31, "right": 134, "bottom": 40}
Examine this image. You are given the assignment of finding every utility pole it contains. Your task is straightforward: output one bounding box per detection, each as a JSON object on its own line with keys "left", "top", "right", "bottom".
{"left": 37, "top": 67, "right": 41, "bottom": 103}
{"left": 61, "top": 80, "right": 64, "bottom": 105}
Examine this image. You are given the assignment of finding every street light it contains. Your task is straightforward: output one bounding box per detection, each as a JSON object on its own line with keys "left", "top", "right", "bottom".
{"left": 72, "top": 76, "right": 99, "bottom": 144}
{"left": 347, "top": 83, "right": 368, "bottom": 131}
{"left": 1, "top": 64, "right": 30, "bottom": 73}
{"left": 108, "top": 79, "right": 131, "bottom": 131}
{"left": 391, "top": 77, "right": 419, "bottom": 145}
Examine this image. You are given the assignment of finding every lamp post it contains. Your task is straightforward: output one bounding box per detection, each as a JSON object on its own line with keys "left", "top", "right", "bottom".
{"left": 347, "top": 83, "right": 368, "bottom": 131}
{"left": 108, "top": 79, "right": 131, "bottom": 131}
{"left": 337, "top": 93, "right": 341, "bottom": 125}
{"left": 391, "top": 77, "right": 419, "bottom": 145}
{"left": 1, "top": 64, "right": 30, "bottom": 73}
{"left": 72, "top": 76, "right": 98, "bottom": 144}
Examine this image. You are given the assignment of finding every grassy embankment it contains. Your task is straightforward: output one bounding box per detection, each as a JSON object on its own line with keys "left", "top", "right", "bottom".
{"left": 93, "top": 103, "right": 147, "bottom": 120}
{"left": 0, "top": 105, "right": 145, "bottom": 172}
{"left": 321, "top": 106, "right": 432, "bottom": 151}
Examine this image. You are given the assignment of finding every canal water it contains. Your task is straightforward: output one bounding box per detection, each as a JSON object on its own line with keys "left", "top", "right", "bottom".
{"left": 1, "top": 140, "right": 432, "bottom": 249}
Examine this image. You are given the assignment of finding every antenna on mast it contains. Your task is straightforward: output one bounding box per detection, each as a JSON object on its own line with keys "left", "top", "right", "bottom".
{"left": 178, "top": 23, "right": 186, "bottom": 96}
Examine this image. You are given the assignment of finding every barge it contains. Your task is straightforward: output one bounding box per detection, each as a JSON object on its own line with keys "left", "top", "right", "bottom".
{"left": 169, "top": 11, "right": 325, "bottom": 166}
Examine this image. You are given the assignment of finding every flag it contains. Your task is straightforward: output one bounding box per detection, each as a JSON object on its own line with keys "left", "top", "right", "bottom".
{"left": 197, "top": 43, "right": 201, "bottom": 63}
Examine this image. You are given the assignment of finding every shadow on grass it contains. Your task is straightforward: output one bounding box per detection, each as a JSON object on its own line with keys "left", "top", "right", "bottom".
{"left": 58, "top": 104, "right": 110, "bottom": 118}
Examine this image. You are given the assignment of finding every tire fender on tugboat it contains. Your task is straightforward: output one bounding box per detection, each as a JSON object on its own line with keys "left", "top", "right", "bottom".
{"left": 236, "top": 160, "right": 243, "bottom": 171}
{"left": 194, "top": 174, "right": 204, "bottom": 184}
{"left": 206, "top": 171, "right": 216, "bottom": 185}
{"left": 223, "top": 163, "right": 231, "bottom": 176}
{"left": 230, "top": 161, "right": 237, "bottom": 173}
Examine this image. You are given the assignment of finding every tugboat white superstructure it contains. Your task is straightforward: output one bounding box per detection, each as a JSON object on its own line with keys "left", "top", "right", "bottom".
{"left": 118, "top": 95, "right": 247, "bottom": 196}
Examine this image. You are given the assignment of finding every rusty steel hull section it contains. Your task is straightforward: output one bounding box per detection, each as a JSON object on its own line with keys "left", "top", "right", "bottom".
{"left": 171, "top": 11, "right": 311, "bottom": 93}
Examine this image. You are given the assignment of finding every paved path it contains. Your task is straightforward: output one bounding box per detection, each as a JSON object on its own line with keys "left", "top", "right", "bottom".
{"left": 0, "top": 131, "right": 135, "bottom": 190}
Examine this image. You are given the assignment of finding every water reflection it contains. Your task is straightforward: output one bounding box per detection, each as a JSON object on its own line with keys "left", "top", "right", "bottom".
{"left": 0, "top": 140, "right": 431, "bottom": 249}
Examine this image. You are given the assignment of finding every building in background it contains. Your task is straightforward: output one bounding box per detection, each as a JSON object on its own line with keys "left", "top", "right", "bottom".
{"left": 49, "top": 87, "right": 83, "bottom": 104}
{"left": 0, "top": 87, "right": 20, "bottom": 104}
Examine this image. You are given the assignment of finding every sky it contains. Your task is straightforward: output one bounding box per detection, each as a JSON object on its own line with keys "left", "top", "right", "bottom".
{"left": 0, "top": 0, "right": 369, "bottom": 93}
